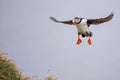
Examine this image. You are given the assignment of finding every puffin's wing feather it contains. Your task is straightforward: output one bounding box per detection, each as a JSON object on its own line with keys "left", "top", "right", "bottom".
{"left": 50, "top": 17, "right": 73, "bottom": 25}
{"left": 87, "top": 12, "right": 114, "bottom": 25}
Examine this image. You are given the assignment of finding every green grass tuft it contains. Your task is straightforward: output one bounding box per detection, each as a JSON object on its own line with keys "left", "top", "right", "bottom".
{"left": 0, "top": 50, "right": 32, "bottom": 80}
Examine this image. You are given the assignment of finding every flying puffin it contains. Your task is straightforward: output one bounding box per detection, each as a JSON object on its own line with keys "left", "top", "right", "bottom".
{"left": 50, "top": 13, "right": 114, "bottom": 45}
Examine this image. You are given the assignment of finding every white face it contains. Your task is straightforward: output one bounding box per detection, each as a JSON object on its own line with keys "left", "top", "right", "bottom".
{"left": 72, "top": 18, "right": 81, "bottom": 24}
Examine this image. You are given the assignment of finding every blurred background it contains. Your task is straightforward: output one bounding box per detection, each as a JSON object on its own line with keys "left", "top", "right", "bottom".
{"left": 0, "top": 0, "right": 120, "bottom": 80}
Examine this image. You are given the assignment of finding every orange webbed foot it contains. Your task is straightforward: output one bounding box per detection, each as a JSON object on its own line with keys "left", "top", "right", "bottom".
{"left": 76, "top": 38, "right": 82, "bottom": 45}
{"left": 88, "top": 38, "right": 92, "bottom": 45}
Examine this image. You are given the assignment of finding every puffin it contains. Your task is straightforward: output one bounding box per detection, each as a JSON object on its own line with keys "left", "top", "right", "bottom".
{"left": 50, "top": 13, "right": 114, "bottom": 45}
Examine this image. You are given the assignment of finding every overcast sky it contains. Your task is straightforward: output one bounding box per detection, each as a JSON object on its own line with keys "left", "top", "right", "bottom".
{"left": 0, "top": 0, "right": 120, "bottom": 80}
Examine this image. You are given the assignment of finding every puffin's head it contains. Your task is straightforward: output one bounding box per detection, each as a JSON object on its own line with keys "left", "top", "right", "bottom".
{"left": 72, "top": 17, "right": 81, "bottom": 24}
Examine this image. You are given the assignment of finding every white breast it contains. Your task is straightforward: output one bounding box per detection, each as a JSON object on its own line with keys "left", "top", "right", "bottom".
{"left": 75, "top": 19, "right": 89, "bottom": 34}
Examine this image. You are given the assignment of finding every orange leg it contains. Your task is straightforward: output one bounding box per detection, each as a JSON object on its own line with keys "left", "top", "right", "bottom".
{"left": 87, "top": 36, "right": 92, "bottom": 45}
{"left": 76, "top": 35, "right": 82, "bottom": 45}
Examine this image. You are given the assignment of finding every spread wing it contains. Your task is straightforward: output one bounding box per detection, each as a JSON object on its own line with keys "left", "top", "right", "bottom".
{"left": 50, "top": 17, "right": 73, "bottom": 25}
{"left": 87, "top": 12, "right": 114, "bottom": 25}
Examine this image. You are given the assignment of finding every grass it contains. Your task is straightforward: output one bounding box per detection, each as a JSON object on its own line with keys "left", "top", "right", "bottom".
{"left": 0, "top": 50, "right": 32, "bottom": 80}
{"left": 0, "top": 50, "right": 56, "bottom": 80}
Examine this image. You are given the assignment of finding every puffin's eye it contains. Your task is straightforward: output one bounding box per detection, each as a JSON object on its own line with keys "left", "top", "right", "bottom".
{"left": 76, "top": 19, "right": 80, "bottom": 23}
{"left": 77, "top": 19, "right": 80, "bottom": 22}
